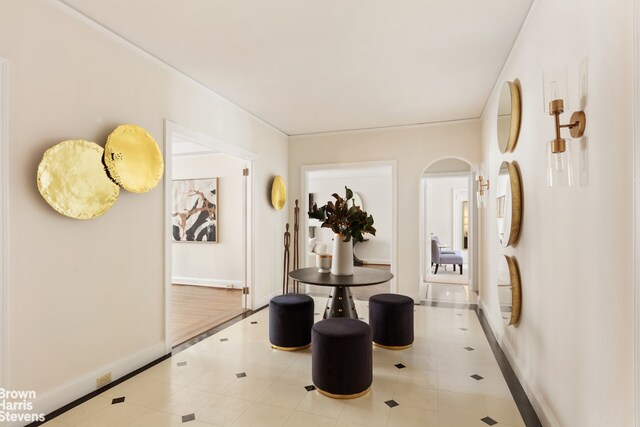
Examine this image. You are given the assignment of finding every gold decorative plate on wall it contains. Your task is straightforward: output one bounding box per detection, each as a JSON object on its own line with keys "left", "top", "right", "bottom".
{"left": 271, "top": 175, "right": 287, "bottom": 210}
{"left": 37, "top": 140, "right": 120, "bottom": 219}
{"left": 104, "top": 124, "right": 164, "bottom": 193}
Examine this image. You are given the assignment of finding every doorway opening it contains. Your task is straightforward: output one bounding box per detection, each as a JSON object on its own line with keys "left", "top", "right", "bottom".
{"left": 164, "top": 121, "right": 256, "bottom": 350}
{"left": 420, "top": 157, "right": 478, "bottom": 305}
{"left": 301, "top": 161, "right": 398, "bottom": 301}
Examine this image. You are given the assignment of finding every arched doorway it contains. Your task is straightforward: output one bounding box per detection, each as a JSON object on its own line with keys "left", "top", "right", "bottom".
{"left": 419, "top": 157, "right": 478, "bottom": 305}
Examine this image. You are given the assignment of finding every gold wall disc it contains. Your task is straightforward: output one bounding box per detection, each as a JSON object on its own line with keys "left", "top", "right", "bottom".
{"left": 37, "top": 140, "right": 120, "bottom": 220}
{"left": 104, "top": 124, "right": 164, "bottom": 193}
{"left": 271, "top": 175, "right": 287, "bottom": 210}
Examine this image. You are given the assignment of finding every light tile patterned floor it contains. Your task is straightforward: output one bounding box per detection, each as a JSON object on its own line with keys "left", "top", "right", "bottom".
{"left": 44, "top": 298, "right": 525, "bottom": 427}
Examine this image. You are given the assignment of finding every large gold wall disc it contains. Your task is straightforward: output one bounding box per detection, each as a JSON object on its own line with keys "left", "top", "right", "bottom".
{"left": 104, "top": 124, "right": 164, "bottom": 193}
{"left": 271, "top": 175, "right": 287, "bottom": 210}
{"left": 37, "top": 140, "right": 120, "bottom": 219}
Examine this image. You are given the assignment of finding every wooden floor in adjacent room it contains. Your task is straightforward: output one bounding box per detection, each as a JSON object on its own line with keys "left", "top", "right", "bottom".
{"left": 172, "top": 284, "right": 248, "bottom": 347}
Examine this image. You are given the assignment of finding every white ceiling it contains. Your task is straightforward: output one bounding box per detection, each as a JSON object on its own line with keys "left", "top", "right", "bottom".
{"left": 60, "top": 0, "right": 533, "bottom": 136}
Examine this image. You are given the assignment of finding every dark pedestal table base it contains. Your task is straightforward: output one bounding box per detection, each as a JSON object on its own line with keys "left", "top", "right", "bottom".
{"left": 324, "top": 286, "right": 358, "bottom": 319}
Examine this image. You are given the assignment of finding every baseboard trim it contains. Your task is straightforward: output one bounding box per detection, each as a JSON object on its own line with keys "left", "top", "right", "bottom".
{"left": 172, "top": 276, "right": 243, "bottom": 289}
{"left": 361, "top": 259, "right": 391, "bottom": 265}
{"left": 27, "top": 343, "right": 169, "bottom": 426}
{"left": 478, "top": 299, "right": 555, "bottom": 426}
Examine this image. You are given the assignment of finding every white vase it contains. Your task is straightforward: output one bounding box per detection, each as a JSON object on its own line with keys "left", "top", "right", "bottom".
{"left": 331, "top": 233, "right": 354, "bottom": 276}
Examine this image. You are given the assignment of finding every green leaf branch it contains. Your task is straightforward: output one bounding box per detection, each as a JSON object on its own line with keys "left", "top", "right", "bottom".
{"left": 308, "top": 186, "right": 376, "bottom": 242}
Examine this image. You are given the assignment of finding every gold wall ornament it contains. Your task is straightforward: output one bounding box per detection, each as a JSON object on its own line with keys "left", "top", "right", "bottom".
{"left": 37, "top": 140, "right": 120, "bottom": 219}
{"left": 104, "top": 124, "right": 164, "bottom": 193}
{"left": 271, "top": 175, "right": 287, "bottom": 210}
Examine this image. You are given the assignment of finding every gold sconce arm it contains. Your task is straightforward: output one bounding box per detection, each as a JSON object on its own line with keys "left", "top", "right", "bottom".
{"left": 549, "top": 99, "right": 586, "bottom": 153}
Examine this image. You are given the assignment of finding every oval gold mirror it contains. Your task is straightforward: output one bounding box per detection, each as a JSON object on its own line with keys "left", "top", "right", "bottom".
{"left": 496, "top": 161, "right": 522, "bottom": 247}
{"left": 497, "top": 255, "right": 521, "bottom": 326}
{"left": 496, "top": 81, "right": 521, "bottom": 153}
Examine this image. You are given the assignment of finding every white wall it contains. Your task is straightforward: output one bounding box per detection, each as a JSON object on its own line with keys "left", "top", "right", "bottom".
{"left": 0, "top": 0, "right": 287, "bottom": 418}
{"left": 308, "top": 171, "right": 392, "bottom": 264}
{"left": 479, "top": 0, "right": 634, "bottom": 425}
{"left": 289, "top": 121, "right": 481, "bottom": 300}
{"left": 172, "top": 153, "right": 244, "bottom": 288}
{"left": 425, "top": 174, "right": 469, "bottom": 261}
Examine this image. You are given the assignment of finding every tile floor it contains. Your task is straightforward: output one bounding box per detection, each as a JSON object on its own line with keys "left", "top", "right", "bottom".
{"left": 43, "top": 298, "right": 525, "bottom": 427}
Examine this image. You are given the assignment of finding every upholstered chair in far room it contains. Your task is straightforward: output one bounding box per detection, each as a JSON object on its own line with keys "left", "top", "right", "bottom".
{"left": 431, "top": 237, "right": 463, "bottom": 274}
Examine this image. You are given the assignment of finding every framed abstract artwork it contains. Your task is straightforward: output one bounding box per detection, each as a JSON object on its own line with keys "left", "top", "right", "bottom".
{"left": 172, "top": 178, "right": 218, "bottom": 242}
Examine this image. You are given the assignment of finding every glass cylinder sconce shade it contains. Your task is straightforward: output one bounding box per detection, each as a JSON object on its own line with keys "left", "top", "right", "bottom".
{"left": 547, "top": 139, "right": 574, "bottom": 187}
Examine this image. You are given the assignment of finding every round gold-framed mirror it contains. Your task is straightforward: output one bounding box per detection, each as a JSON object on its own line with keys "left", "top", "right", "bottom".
{"left": 496, "top": 161, "right": 522, "bottom": 247}
{"left": 496, "top": 81, "right": 521, "bottom": 153}
{"left": 497, "top": 255, "right": 521, "bottom": 326}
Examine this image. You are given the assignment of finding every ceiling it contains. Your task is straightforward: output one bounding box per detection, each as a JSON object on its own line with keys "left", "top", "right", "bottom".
{"left": 60, "top": 0, "right": 533, "bottom": 136}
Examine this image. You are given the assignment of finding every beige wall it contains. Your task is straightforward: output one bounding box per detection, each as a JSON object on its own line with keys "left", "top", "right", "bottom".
{"left": 0, "top": 0, "right": 287, "bottom": 417}
{"left": 479, "top": 0, "right": 634, "bottom": 425}
{"left": 289, "top": 120, "right": 481, "bottom": 300}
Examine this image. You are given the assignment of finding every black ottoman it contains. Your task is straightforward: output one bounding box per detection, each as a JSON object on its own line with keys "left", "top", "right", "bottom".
{"left": 311, "top": 318, "right": 372, "bottom": 399}
{"left": 269, "top": 294, "right": 314, "bottom": 351}
{"left": 369, "top": 293, "right": 414, "bottom": 350}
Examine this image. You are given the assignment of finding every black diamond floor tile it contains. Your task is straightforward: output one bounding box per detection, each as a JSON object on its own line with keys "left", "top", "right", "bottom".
{"left": 464, "top": 346, "right": 475, "bottom": 351}
{"left": 385, "top": 399, "right": 399, "bottom": 408}
{"left": 481, "top": 416, "right": 498, "bottom": 426}
{"left": 236, "top": 372, "right": 247, "bottom": 378}
{"left": 111, "top": 397, "right": 125, "bottom": 405}
{"left": 394, "top": 363, "right": 406, "bottom": 369}
{"left": 220, "top": 338, "right": 229, "bottom": 342}
{"left": 251, "top": 321, "right": 258, "bottom": 324}
{"left": 459, "top": 327, "right": 468, "bottom": 331}
{"left": 177, "top": 361, "right": 187, "bottom": 366}
{"left": 471, "top": 374, "right": 484, "bottom": 381}
{"left": 304, "top": 385, "right": 316, "bottom": 391}
{"left": 182, "top": 413, "right": 196, "bottom": 423}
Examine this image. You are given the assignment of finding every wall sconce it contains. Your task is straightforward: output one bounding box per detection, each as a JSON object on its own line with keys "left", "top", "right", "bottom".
{"left": 475, "top": 163, "right": 490, "bottom": 208}
{"left": 547, "top": 99, "right": 586, "bottom": 187}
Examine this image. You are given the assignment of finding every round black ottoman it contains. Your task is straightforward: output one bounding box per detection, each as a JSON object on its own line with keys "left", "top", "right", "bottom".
{"left": 369, "top": 293, "right": 414, "bottom": 350}
{"left": 269, "top": 294, "right": 314, "bottom": 351}
{"left": 312, "top": 318, "right": 372, "bottom": 399}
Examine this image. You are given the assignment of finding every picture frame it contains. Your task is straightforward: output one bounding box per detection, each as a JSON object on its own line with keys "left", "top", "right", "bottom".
{"left": 172, "top": 178, "right": 218, "bottom": 242}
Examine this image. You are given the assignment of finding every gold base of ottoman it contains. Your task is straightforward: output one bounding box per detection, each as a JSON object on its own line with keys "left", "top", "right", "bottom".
{"left": 271, "top": 343, "right": 310, "bottom": 351}
{"left": 373, "top": 341, "right": 413, "bottom": 350}
{"left": 315, "top": 386, "right": 370, "bottom": 399}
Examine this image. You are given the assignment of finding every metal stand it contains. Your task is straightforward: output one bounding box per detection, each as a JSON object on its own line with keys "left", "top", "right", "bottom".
{"left": 283, "top": 223, "right": 290, "bottom": 294}
{"left": 293, "top": 200, "right": 300, "bottom": 293}
{"left": 323, "top": 286, "right": 358, "bottom": 319}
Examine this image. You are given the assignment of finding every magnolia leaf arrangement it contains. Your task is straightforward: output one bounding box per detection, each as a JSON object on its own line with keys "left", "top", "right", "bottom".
{"left": 308, "top": 187, "right": 376, "bottom": 242}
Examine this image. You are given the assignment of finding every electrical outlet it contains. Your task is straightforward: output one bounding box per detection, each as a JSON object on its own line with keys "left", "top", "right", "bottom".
{"left": 96, "top": 373, "right": 111, "bottom": 389}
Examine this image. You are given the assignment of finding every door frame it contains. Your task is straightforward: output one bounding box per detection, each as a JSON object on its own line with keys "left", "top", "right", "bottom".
{"left": 419, "top": 157, "right": 478, "bottom": 296}
{"left": 0, "top": 58, "right": 8, "bottom": 388}
{"left": 634, "top": 0, "right": 640, "bottom": 421}
{"left": 163, "top": 120, "right": 257, "bottom": 353}
{"left": 300, "top": 160, "right": 398, "bottom": 293}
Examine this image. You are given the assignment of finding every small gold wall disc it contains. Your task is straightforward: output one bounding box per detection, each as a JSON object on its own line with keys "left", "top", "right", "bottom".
{"left": 37, "top": 140, "right": 120, "bottom": 219}
{"left": 271, "top": 175, "right": 287, "bottom": 210}
{"left": 104, "top": 124, "right": 164, "bottom": 193}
